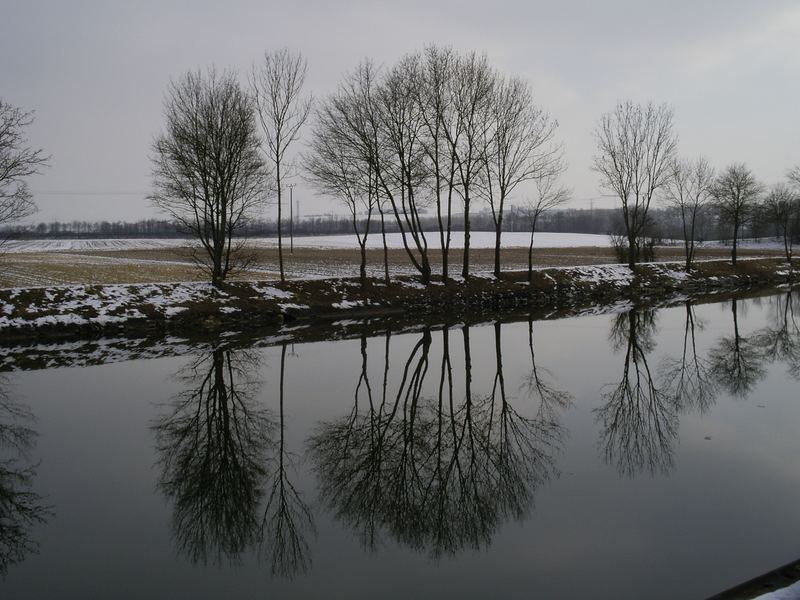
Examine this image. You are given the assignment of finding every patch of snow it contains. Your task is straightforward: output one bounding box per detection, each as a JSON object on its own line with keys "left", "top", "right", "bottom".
{"left": 331, "top": 300, "right": 364, "bottom": 309}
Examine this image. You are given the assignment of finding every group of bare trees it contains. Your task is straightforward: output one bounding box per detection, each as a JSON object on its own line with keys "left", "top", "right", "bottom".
{"left": 305, "top": 47, "right": 565, "bottom": 284}
{"left": 7, "top": 47, "right": 798, "bottom": 288}
{"left": 593, "top": 100, "right": 800, "bottom": 271}
{"left": 149, "top": 50, "right": 312, "bottom": 286}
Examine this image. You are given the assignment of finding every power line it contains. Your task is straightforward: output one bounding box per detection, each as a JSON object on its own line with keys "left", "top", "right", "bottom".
{"left": 31, "top": 190, "right": 149, "bottom": 196}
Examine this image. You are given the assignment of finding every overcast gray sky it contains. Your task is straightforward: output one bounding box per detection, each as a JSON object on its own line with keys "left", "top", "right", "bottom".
{"left": 3, "top": 0, "right": 798, "bottom": 223}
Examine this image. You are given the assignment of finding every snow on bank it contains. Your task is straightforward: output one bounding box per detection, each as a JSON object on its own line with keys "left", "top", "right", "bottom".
{"left": 0, "top": 282, "right": 293, "bottom": 331}
{"left": 3, "top": 232, "right": 611, "bottom": 253}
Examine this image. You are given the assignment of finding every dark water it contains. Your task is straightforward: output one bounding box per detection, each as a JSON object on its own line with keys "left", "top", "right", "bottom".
{"left": 1, "top": 291, "right": 799, "bottom": 599}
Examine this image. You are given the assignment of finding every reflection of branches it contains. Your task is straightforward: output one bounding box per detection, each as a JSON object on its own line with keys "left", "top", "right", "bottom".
{"left": 754, "top": 291, "right": 800, "bottom": 380}
{"left": 309, "top": 324, "right": 562, "bottom": 558}
{"left": 521, "top": 317, "right": 572, "bottom": 423}
{"left": 259, "top": 343, "right": 314, "bottom": 579}
{"left": 153, "top": 348, "right": 274, "bottom": 566}
{"left": 659, "top": 303, "right": 717, "bottom": 414}
{"left": 0, "top": 376, "right": 51, "bottom": 576}
{"left": 709, "top": 298, "right": 767, "bottom": 398}
{"left": 597, "top": 310, "right": 678, "bottom": 477}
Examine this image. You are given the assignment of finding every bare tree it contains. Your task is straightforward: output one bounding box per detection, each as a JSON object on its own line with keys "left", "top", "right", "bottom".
{"left": 374, "top": 57, "right": 433, "bottom": 283}
{"left": 661, "top": 156, "right": 714, "bottom": 271}
{"left": 593, "top": 101, "right": 678, "bottom": 268}
{"left": 480, "top": 75, "right": 563, "bottom": 277}
{"left": 710, "top": 163, "right": 763, "bottom": 265}
{"left": 150, "top": 69, "right": 269, "bottom": 287}
{"left": 412, "top": 46, "right": 461, "bottom": 281}
{"left": 448, "top": 53, "right": 495, "bottom": 279}
{"left": 763, "top": 183, "right": 799, "bottom": 263}
{"left": 0, "top": 100, "right": 49, "bottom": 235}
{"left": 305, "top": 84, "right": 377, "bottom": 284}
{"left": 251, "top": 49, "right": 313, "bottom": 282}
{"left": 789, "top": 166, "right": 800, "bottom": 190}
{"left": 521, "top": 174, "right": 570, "bottom": 282}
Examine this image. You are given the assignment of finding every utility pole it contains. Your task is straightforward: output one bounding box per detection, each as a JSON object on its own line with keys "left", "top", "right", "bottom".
{"left": 287, "top": 183, "right": 296, "bottom": 253}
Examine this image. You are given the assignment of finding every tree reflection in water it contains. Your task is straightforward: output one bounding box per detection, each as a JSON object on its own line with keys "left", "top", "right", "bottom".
{"left": 709, "top": 298, "right": 767, "bottom": 398}
{"left": 754, "top": 290, "right": 800, "bottom": 380}
{"left": 258, "top": 343, "right": 314, "bottom": 578}
{"left": 153, "top": 345, "right": 313, "bottom": 577}
{"left": 308, "top": 323, "right": 564, "bottom": 558}
{"left": 596, "top": 309, "right": 678, "bottom": 477}
{"left": 659, "top": 302, "right": 718, "bottom": 415}
{"left": 0, "top": 375, "right": 51, "bottom": 576}
{"left": 521, "top": 317, "right": 573, "bottom": 424}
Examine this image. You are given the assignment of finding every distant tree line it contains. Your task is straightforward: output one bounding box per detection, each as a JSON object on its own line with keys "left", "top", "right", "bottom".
{"left": 2, "top": 203, "right": 796, "bottom": 247}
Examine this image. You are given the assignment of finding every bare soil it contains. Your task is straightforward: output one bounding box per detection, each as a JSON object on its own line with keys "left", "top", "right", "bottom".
{"left": 0, "top": 243, "right": 784, "bottom": 288}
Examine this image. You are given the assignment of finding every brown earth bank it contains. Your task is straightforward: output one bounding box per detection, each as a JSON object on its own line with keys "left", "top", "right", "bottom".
{"left": 0, "top": 258, "right": 797, "bottom": 353}
{"left": 0, "top": 244, "right": 784, "bottom": 287}
{"left": 1, "top": 280, "right": 795, "bottom": 373}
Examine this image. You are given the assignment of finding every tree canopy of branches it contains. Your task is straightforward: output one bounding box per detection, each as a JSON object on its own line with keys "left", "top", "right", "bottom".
{"left": 305, "top": 63, "right": 378, "bottom": 285}
{"left": 593, "top": 101, "right": 677, "bottom": 268}
{"left": 0, "top": 100, "right": 48, "bottom": 233}
{"left": 150, "top": 69, "right": 269, "bottom": 286}
{"left": 480, "top": 75, "right": 563, "bottom": 277}
{"left": 710, "top": 163, "right": 763, "bottom": 266}
{"left": 522, "top": 173, "right": 570, "bottom": 281}
{"left": 763, "top": 182, "right": 800, "bottom": 263}
{"left": 251, "top": 48, "right": 313, "bottom": 282}
{"left": 307, "top": 46, "right": 562, "bottom": 284}
{"left": 661, "top": 156, "right": 714, "bottom": 271}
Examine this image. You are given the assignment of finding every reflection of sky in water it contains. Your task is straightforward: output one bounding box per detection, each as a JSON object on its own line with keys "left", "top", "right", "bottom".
{"left": 2, "top": 290, "right": 799, "bottom": 599}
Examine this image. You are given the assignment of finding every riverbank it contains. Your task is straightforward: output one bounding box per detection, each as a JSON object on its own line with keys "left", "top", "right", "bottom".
{"left": 1, "top": 258, "right": 797, "bottom": 349}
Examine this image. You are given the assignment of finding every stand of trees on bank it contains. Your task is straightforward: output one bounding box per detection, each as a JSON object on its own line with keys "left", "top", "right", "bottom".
{"left": 3, "top": 45, "right": 800, "bottom": 286}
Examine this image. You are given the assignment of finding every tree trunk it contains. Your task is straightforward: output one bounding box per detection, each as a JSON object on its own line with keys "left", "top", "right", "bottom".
{"left": 493, "top": 208, "right": 503, "bottom": 278}
{"left": 276, "top": 162, "right": 284, "bottom": 282}
{"left": 732, "top": 219, "right": 739, "bottom": 266}
{"left": 528, "top": 229, "right": 535, "bottom": 283}
{"left": 359, "top": 242, "right": 367, "bottom": 286}
{"left": 380, "top": 207, "right": 389, "bottom": 285}
{"left": 462, "top": 194, "right": 471, "bottom": 279}
{"left": 628, "top": 232, "right": 637, "bottom": 270}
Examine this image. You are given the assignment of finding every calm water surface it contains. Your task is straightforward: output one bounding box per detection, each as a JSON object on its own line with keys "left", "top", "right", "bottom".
{"left": 1, "top": 291, "right": 799, "bottom": 599}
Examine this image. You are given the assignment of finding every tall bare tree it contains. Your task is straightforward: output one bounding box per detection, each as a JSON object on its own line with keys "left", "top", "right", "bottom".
{"left": 0, "top": 100, "right": 48, "bottom": 235}
{"left": 412, "top": 46, "right": 461, "bottom": 281}
{"left": 661, "top": 156, "right": 714, "bottom": 271}
{"left": 593, "top": 101, "right": 678, "bottom": 268}
{"left": 481, "top": 76, "right": 563, "bottom": 277}
{"left": 710, "top": 163, "right": 763, "bottom": 266}
{"left": 150, "top": 69, "right": 269, "bottom": 287}
{"left": 305, "top": 86, "right": 377, "bottom": 284}
{"left": 251, "top": 49, "right": 313, "bottom": 282}
{"left": 374, "top": 58, "right": 433, "bottom": 283}
{"left": 763, "top": 182, "right": 799, "bottom": 263}
{"left": 446, "top": 53, "right": 495, "bottom": 279}
{"left": 522, "top": 174, "right": 570, "bottom": 282}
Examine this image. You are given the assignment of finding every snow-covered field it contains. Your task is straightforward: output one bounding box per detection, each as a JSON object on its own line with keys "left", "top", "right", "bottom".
{"left": 1, "top": 232, "right": 612, "bottom": 253}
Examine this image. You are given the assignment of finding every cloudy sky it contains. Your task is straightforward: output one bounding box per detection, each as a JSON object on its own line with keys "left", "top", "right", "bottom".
{"left": 3, "top": 0, "right": 798, "bottom": 223}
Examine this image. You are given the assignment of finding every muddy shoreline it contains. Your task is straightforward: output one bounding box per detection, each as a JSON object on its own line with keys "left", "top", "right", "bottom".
{"left": 1, "top": 258, "right": 797, "bottom": 371}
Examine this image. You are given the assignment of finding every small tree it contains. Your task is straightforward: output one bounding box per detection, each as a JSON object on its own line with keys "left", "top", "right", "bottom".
{"left": 763, "top": 182, "right": 799, "bottom": 263}
{"left": 251, "top": 49, "right": 313, "bottom": 282}
{"left": 661, "top": 156, "right": 714, "bottom": 271}
{"left": 481, "top": 75, "right": 562, "bottom": 277}
{"left": 0, "top": 100, "right": 49, "bottom": 235}
{"left": 522, "top": 174, "right": 570, "bottom": 282}
{"left": 150, "top": 69, "right": 269, "bottom": 287}
{"left": 593, "top": 101, "right": 677, "bottom": 268}
{"left": 710, "top": 163, "right": 763, "bottom": 266}
{"left": 305, "top": 91, "right": 377, "bottom": 284}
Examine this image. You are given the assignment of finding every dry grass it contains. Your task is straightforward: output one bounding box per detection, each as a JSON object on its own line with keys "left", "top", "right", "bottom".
{"left": 0, "top": 243, "right": 784, "bottom": 288}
